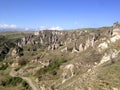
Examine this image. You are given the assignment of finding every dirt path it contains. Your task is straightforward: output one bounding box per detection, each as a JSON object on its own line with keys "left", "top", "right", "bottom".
{"left": 10, "top": 68, "right": 38, "bottom": 90}
{"left": 21, "top": 77, "right": 38, "bottom": 90}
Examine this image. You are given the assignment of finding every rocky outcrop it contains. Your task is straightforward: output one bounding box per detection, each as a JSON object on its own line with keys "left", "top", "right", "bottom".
{"left": 8, "top": 22, "right": 120, "bottom": 90}
{"left": 98, "top": 42, "right": 108, "bottom": 52}
{"left": 61, "top": 64, "right": 76, "bottom": 83}
{"left": 11, "top": 47, "right": 23, "bottom": 58}
{"left": 113, "top": 22, "right": 120, "bottom": 29}
{"left": 11, "top": 49, "right": 18, "bottom": 57}
{"left": 17, "top": 22, "right": 120, "bottom": 54}
{"left": 99, "top": 49, "right": 120, "bottom": 65}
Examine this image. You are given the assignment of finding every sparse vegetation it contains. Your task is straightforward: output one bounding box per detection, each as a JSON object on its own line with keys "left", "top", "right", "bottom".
{"left": 37, "top": 58, "right": 67, "bottom": 76}
{"left": 0, "top": 77, "right": 22, "bottom": 86}
{"left": 1, "top": 25, "right": 120, "bottom": 90}
{"left": 8, "top": 77, "right": 22, "bottom": 86}
{"left": 44, "top": 58, "right": 67, "bottom": 73}
{"left": 0, "top": 76, "right": 31, "bottom": 89}
{"left": 18, "top": 58, "right": 27, "bottom": 66}
{"left": 22, "top": 81, "right": 30, "bottom": 90}
{"left": 14, "top": 66, "right": 21, "bottom": 71}
{"left": 0, "top": 63, "right": 8, "bottom": 70}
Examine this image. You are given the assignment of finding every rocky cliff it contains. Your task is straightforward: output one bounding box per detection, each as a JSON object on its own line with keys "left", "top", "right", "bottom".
{"left": 1, "top": 22, "right": 120, "bottom": 90}
{"left": 17, "top": 25, "right": 113, "bottom": 53}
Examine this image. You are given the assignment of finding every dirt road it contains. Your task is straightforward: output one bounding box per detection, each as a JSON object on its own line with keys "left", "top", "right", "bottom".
{"left": 10, "top": 68, "right": 38, "bottom": 90}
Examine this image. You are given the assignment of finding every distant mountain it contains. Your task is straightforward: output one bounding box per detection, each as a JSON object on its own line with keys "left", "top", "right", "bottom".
{"left": 0, "top": 28, "right": 36, "bottom": 32}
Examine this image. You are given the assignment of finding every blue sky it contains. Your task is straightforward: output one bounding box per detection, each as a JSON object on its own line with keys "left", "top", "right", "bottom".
{"left": 0, "top": 0, "right": 120, "bottom": 29}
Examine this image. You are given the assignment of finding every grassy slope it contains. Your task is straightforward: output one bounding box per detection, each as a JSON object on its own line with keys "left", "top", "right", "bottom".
{"left": 0, "top": 31, "right": 33, "bottom": 90}
{"left": 1, "top": 29, "right": 120, "bottom": 90}
{"left": 96, "top": 55, "right": 120, "bottom": 89}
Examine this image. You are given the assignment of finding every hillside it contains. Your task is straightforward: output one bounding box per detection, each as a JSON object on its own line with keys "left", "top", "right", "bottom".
{"left": 0, "top": 22, "right": 120, "bottom": 90}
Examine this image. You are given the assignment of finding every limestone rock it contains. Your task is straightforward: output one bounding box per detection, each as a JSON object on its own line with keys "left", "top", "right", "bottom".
{"left": 98, "top": 42, "right": 108, "bottom": 52}
{"left": 11, "top": 62, "right": 19, "bottom": 67}
{"left": 61, "top": 64, "right": 75, "bottom": 83}
{"left": 11, "top": 49, "right": 17, "bottom": 57}
{"left": 61, "top": 47, "right": 68, "bottom": 53}
{"left": 72, "top": 47, "right": 79, "bottom": 53}
{"left": 79, "top": 44, "right": 85, "bottom": 52}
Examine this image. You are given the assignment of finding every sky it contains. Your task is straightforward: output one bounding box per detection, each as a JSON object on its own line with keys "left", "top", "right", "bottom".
{"left": 0, "top": 0, "right": 120, "bottom": 30}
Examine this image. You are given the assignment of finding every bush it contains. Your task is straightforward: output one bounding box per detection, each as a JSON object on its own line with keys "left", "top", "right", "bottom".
{"left": 0, "top": 76, "right": 31, "bottom": 89}
{"left": 0, "top": 63, "right": 8, "bottom": 70}
{"left": 22, "top": 81, "right": 30, "bottom": 89}
{"left": 0, "top": 77, "right": 22, "bottom": 86}
{"left": 18, "top": 58, "right": 27, "bottom": 66}
{"left": 0, "top": 56, "right": 5, "bottom": 61}
{"left": 36, "top": 58, "right": 67, "bottom": 76}
{"left": 16, "top": 47, "right": 24, "bottom": 56}
{"left": 15, "top": 67, "right": 21, "bottom": 71}
{"left": 43, "top": 58, "right": 67, "bottom": 74}
{"left": 18, "top": 60, "right": 26, "bottom": 66}
{"left": 0, "top": 35, "right": 23, "bottom": 62}
{"left": 8, "top": 77, "right": 22, "bottom": 86}
{"left": 1, "top": 80, "right": 7, "bottom": 86}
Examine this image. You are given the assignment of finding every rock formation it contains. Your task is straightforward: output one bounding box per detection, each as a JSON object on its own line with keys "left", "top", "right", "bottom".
{"left": 2, "top": 22, "right": 120, "bottom": 90}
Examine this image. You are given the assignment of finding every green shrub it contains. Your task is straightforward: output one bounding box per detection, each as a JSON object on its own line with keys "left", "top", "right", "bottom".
{"left": 22, "top": 81, "right": 30, "bottom": 89}
{"left": 43, "top": 58, "right": 67, "bottom": 74}
{"left": 16, "top": 47, "right": 24, "bottom": 56}
{"left": 0, "top": 35, "right": 19, "bottom": 62}
{"left": 15, "top": 67, "right": 21, "bottom": 71}
{"left": 36, "top": 58, "right": 67, "bottom": 76}
{"left": 0, "top": 77, "right": 22, "bottom": 86}
{"left": 1, "top": 80, "right": 7, "bottom": 86}
{"left": 0, "top": 63, "right": 8, "bottom": 70}
{"left": 18, "top": 58, "right": 27, "bottom": 66}
{"left": 8, "top": 77, "right": 22, "bottom": 86}
{"left": 0, "top": 76, "right": 31, "bottom": 89}
{"left": 0, "top": 56, "right": 5, "bottom": 61}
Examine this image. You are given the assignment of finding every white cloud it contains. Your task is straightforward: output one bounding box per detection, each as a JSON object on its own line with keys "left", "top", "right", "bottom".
{"left": 40, "top": 26, "right": 63, "bottom": 30}
{"left": 49, "top": 26, "right": 63, "bottom": 30}
{"left": 0, "top": 24, "right": 17, "bottom": 29}
{"left": 39, "top": 26, "right": 46, "bottom": 30}
{"left": 25, "top": 28, "right": 29, "bottom": 30}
